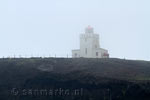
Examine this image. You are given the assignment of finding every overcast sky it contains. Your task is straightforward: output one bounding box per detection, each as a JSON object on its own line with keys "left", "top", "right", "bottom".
{"left": 0, "top": 0, "right": 150, "bottom": 60}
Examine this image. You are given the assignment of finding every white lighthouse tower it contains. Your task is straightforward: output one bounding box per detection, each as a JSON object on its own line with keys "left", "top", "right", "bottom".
{"left": 72, "top": 26, "right": 109, "bottom": 58}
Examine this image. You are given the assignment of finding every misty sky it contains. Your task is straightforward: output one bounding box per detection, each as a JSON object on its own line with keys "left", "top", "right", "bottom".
{"left": 0, "top": 0, "right": 150, "bottom": 60}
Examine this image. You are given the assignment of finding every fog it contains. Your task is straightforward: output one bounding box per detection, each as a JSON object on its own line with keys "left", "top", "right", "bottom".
{"left": 0, "top": 0, "right": 150, "bottom": 60}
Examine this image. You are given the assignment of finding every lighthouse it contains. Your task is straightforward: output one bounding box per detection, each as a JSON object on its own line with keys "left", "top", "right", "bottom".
{"left": 72, "top": 26, "right": 109, "bottom": 58}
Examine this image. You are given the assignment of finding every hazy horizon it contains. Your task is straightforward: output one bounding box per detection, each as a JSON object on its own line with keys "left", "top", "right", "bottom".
{"left": 0, "top": 0, "right": 150, "bottom": 60}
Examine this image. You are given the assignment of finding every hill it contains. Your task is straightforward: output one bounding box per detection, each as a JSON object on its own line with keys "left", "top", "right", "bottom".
{"left": 0, "top": 58, "right": 150, "bottom": 100}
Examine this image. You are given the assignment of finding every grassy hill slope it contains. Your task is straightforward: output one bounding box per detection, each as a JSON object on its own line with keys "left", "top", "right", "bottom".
{"left": 0, "top": 58, "right": 150, "bottom": 100}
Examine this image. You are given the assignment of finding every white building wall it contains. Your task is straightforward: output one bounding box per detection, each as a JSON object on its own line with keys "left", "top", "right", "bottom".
{"left": 80, "top": 34, "right": 93, "bottom": 58}
{"left": 79, "top": 33, "right": 102, "bottom": 58}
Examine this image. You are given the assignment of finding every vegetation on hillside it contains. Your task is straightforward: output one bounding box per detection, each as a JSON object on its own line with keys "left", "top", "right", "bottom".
{"left": 0, "top": 58, "right": 150, "bottom": 100}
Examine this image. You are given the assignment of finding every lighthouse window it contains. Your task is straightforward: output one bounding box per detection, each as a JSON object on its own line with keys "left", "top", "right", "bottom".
{"left": 75, "top": 53, "right": 77, "bottom": 57}
{"left": 96, "top": 52, "right": 98, "bottom": 56}
{"left": 85, "top": 48, "right": 87, "bottom": 55}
